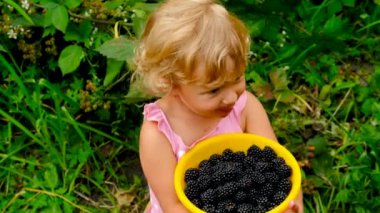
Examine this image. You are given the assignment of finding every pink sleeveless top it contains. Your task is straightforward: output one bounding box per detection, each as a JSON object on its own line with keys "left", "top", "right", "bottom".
{"left": 143, "top": 92, "right": 247, "bottom": 213}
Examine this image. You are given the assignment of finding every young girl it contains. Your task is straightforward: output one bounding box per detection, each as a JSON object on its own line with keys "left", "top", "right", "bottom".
{"left": 132, "top": 0, "right": 303, "bottom": 212}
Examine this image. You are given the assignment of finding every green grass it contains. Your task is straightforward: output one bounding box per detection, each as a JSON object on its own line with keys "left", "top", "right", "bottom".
{"left": 1, "top": 0, "right": 380, "bottom": 212}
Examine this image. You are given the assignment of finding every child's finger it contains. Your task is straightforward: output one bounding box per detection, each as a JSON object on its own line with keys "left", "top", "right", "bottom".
{"left": 285, "top": 200, "right": 299, "bottom": 213}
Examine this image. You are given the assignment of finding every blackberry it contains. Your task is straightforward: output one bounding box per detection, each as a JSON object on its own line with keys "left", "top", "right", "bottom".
{"left": 273, "top": 191, "right": 287, "bottom": 205}
{"left": 203, "top": 204, "right": 217, "bottom": 213}
{"left": 255, "top": 161, "right": 270, "bottom": 172}
{"left": 209, "top": 153, "right": 223, "bottom": 165}
{"left": 197, "top": 175, "right": 212, "bottom": 192}
{"left": 222, "top": 148, "right": 235, "bottom": 162}
{"left": 214, "top": 162, "right": 238, "bottom": 182}
{"left": 233, "top": 151, "right": 246, "bottom": 162}
{"left": 272, "top": 157, "right": 286, "bottom": 166}
{"left": 262, "top": 146, "right": 277, "bottom": 160}
{"left": 251, "top": 172, "right": 266, "bottom": 185}
{"left": 199, "top": 159, "right": 209, "bottom": 168}
{"left": 277, "top": 164, "right": 292, "bottom": 178}
{"left": 200, "top": 188, "right": 217, "bottom": 205}
{"left": 217, "top": 200, "right": 236, "bottom": 212}
{"left": 237, "top": 203, "right": 254, "bottom": 213}
{"left": 277, "top": 179, "right": 292, "bottom": 193}
{"left": 253, "top": 204, "right": 266, "bottom": 213}
{"left": 243, "top": 155, "right": 256, "bottom": 169}
{"left": 184, "top": 180, "right": 199, "bottom": 200}
{"left": 264, "top": 172, "right": 279, "bottom": 183}
{"left": 199, "top": 164, "right": 213, "bottom": 177}
{"left": 237, "top": 174, "right": 253, "bottom": 189}
{"left": 217, "top": 182, "right": 238, "bottom": 198}
{"left": 234, "top": 162, "right": 245, "bottom": 176}
{"left": 183, "top": 146, "right": 294, "bottom": 213}
{"left": 255, "top": 196, "right": 268, "bottom": 207}
{"left": 211, "top": 172, "right": 223, "bottom": 187}
{"left": 247, "top": 145, "right": 262, "bottom": 159}
{"left": 191, "top": 198, "right": 203, "bottom": 209}
{"left": 247, "top": 188, "right": 261, "bottom": 204}
{"left": 244, "top": 168, "right": 255, "bottom": 176}
{"left": 259, "top": 182, "right": 274, "bottom": 197}
{"left": 185, "top": 168, "right": 199, "bottom": 183}
{"left": 234, "top": 191, "right": 247, "bottom": 203}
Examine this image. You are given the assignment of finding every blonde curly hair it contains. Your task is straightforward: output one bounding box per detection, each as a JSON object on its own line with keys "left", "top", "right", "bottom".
{"left": 132, "top": 0, "right": 250, "bottom": 97}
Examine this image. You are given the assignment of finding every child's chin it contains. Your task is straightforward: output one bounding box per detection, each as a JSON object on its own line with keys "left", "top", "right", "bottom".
{"left": 216, "top": 109, "right": 232, "bottom": 117}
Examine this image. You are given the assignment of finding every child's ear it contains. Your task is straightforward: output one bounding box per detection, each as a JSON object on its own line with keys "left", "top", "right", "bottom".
{"left": 170, "top": 84, "right": 180, "bottom": 95}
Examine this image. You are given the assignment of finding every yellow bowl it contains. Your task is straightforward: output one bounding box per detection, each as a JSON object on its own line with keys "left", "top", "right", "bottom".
{"left": 174, "top": 133, "right": 301, "bottom": 213}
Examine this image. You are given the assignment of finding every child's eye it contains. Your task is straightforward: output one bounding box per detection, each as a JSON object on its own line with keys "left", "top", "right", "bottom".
{"left": 208, "top": 88, "right": 220, "bottom": 94}
{"left": 236, "top": 76, "right": 244, "bottom": 82}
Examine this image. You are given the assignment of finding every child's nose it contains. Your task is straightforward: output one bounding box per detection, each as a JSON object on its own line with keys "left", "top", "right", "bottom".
{"left": 222, "top": 91, "right": 238, "bottom": 105}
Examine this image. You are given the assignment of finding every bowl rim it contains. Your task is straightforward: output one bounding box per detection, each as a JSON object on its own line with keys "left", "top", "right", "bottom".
{"left": 174, "top": 133, "right": 302, "bottom": 213}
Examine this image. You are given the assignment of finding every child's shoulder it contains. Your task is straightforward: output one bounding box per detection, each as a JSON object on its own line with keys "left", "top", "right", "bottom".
{"left": 139, "top": 117, "right": 170, "bottom": 150}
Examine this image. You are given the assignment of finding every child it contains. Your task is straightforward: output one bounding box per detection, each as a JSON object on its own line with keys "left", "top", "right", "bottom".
{"left": 132, "top": 0, "right": 303, "bottom": 212}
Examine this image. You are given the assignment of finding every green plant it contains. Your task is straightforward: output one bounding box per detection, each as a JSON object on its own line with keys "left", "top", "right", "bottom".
{"left": 221, "top": 0, "right": 380, "bottom": 212}
{"left": 1, "top": 0, "right": 379, "bottom": 212}
{"left": 0, "top": 0, "right": 158, "bottom": 211}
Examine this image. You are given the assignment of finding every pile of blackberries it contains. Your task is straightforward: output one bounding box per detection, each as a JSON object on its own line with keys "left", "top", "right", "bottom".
{"left": 183, "top": 145, "right": 293, "bottom": 213}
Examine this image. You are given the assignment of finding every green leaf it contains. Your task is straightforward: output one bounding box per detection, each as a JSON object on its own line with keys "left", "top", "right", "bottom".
{"left": 274, "top": 89, "right": 296, "bottom": 103}
{"left": 335, "top": 189, "right": 350, "bottom": 202}
{"left": 40, "top": 1, "right": 59, "bottom": 9}
{"left": 104, "top": 0, "right": 124, "bottom": 10}
{"left": 104, "top": 59, "right": 125, "bottom": 86}
{"left": 333, "top": 81, "right": 356, "bottom": 92}
{"left": 132, "top": 16, "right": 146, "bottom": 38}
{"left": 342, "top": 0, "right": 355, "bottom": 7}
{"left": 327, "top": 1, "right": 342, "bottom": 15}
{"left": 323, "top": 16, "right": 343, "bottom": 36}
{"left": 44, "top": 163, "right": 59, "bottom": 190}
{"left": 45, "top": 202, "right": 63, "bottom": 213}
{"left": 96, "top": 37, "right": 135, "bottom": 61}
{"left": 58, "top": 45, "right": 85, "bottom": 75}
{"left": 51, "top": 5, "right": 69, "bottom": 32}
{"left": 272, "top": 45, "right": 298, "bottom": 64}
{"left": 4, "top": 0, "right": 34, "bottom": 25}
{"left": 269, "top": 68, "right": 289, "bottom": 91}
{"left": 125, "top": 81, "right": 152, "bottom": 103}
{"left": 65, "top": 0, "right": 81, "bottom": 9}
{"left": 133, "top": 2, "right": 159, "bottom": 13}
{"left": 319, "top": 84, "right": 331, "bottom": 100}
{"left": 0, "top": 44, "right": 5, "bottom": 52}
{"left": 93, "top": 170, "right": 105, "bottom": 183}
{"left": 247, "top": 19, "right": 265, "bottom": 37}
{"left": 78, "top": 143, "right": 92, "bottom": 164}
{"left": 305, "top": 70, "right": 324, "bottom": 86}
{"left": 250, "top": 76, "right": 274, "bottom": 101}
{"left": 307, "top": 136, "right": 328, "bottom": 155}
{"left": 64, "top": 20, "right": 92, "bottom": 43}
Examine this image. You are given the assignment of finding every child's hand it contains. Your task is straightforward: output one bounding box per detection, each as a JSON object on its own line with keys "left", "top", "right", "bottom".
{"left": 285, "top": 191, "right": 303, "bottom": 213}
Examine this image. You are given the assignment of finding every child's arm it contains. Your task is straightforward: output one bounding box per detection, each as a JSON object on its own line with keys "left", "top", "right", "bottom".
{"left": 242, "top": 91, "right": 277, "bottom": 141}
{"left": 139, "top": 120, "right": 189, "bottom": 213}
{"left": 242, "top": 91, "right": 304, "bottom": 213}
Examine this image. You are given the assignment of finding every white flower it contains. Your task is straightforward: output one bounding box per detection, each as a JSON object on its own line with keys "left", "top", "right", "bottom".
{"left": 7, "top": 29, "right": 17, "bottom": 39}
{"left": 21, "top": 0, "right": 30, "bottom": 10}
{"left": 89, "top": 37, "right": 94, "bottom": 46}
{"left": 92, "top": 27, "right": 98, "bottom": 34}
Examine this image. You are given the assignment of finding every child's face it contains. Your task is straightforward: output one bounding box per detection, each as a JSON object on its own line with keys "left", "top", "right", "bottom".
{"left": 174, "top": 59, "right": 246, "bottom": 118}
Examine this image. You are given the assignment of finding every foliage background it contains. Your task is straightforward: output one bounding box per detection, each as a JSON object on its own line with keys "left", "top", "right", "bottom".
{"left": 0, "top": 0, "right": 379, "bottom": 212}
